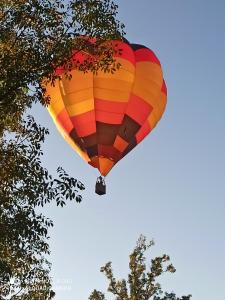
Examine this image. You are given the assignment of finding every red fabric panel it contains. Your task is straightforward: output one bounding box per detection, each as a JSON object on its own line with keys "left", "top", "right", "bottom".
{"left": 98, "top": 145, "right": 121, "bottom": 161}
{"left": 112, "top": 41, "right": 136, "bottom": 65}
{"left": 55, "top": 52, "right": 89, "bottom": 75}
{"left": 95, "top": 110, "right": 123, "bottom": 124}
{"left": 126, "top": 94, "right": 153, "bottom": 125}
{"left": 55, "top": 68, "right": 64, "bottom": 76}
{"left": 56, "top": 109, "right": 73, "bottom": 133}
{"left": 95, "top": 98, "right": 127, "bottom": 114}
{"left": 55, "top": 36, "right": 96, "bottom": 75}
{"left": 161, "top": 79, "right": 167, "bottom": 95}
{"left": 88, "top": 156, "right": 99, "bottom": 169}
{"left": 71, "top": 51, "right": 88, "bottom": 64}
{"left": 134, "top": 48, "right": 161, "bottom": 65}
{"left": 71, "top": 111, "right": 96, "bottom": 137}
{"left": 74, "top": 121, "right": 96, "bottom": 137}
{"left": 135, "top": 121, "right": 152, "bottom": 144}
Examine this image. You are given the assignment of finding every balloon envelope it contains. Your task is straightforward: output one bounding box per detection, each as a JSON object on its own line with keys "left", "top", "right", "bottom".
{"left": 45, "top": 40, "right": 167, "bottom": 176}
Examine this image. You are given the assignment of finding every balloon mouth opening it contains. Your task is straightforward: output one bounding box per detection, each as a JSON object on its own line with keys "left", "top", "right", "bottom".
{"left": 88, "top": 156, "right": 115, "bottom": 177}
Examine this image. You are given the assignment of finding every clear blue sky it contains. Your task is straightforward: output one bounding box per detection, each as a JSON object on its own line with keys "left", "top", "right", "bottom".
{"left": 32, "top": 1, "right": 225, "bottom": 299}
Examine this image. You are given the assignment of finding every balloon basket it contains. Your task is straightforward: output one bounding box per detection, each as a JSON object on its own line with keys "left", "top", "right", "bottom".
{"left": 95, "top": 176, "right": 106, "bottom": 195}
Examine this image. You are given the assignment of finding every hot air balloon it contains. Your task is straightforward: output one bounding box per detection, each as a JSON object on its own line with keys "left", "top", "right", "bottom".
{"left": 44, "top": 39, "right": 167, "bottom": 195}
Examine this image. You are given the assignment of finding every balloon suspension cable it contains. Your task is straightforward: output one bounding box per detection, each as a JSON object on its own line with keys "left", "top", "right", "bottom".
{"left": 95, "top": 176, "right": 106, "bottom": 196}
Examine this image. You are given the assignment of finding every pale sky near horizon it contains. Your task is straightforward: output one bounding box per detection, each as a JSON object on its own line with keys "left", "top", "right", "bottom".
{"left": 32, "top": 1, "right": 225, "bottom": 299}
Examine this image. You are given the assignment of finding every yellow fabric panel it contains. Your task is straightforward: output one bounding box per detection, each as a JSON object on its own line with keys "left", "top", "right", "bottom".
{"left": 48, "top": 106, "right": 58, "bottom": 121}
{"left": 135, "top": 62, "right": 163, "bottom": 85}
{"left": 59, "top": 70, "right": 94, "bottom": 120}
{"left": 95, "top": 67, "right": 134, "bottom": 82}
{"left": 94, "top": 88, "right": 130, "bottom": 102}
{"left": 152, "top": 92, "right": 167, "bottom": 119}
{"left": 61, "top": 69, "right": 93, "bottom": 94}
{"left": 147, "top": 92, "right": 167, "bottom": 129}
{"left": 66, "top": 98, "right": 94, "bottom": 116}
{"left": 60, "top": 88, "right": 94, "bottom": 105}
{"left": 94, "top": 78, "right": 133, "bottom": 93}
{"left": 132, "top": 61, "right": 164, "bottom": 114}
{"left": 132, "top": 61, "right": 162, "bottom": 104}
{"left": 45, "top": 81, "right": 64, "bottom": 118}
{"left": 117, "top": 57, "right": 135, "bottom": 74}
{"left": 147, "top": 111, "right": 158, "bottom": 129}
{"left": 133, "top": 78, "right": 161, "bottom": 107}
{"left": 93, "top": 58, "right": 135, "bottom": 102}
{"left": 160, "top": 92, "right": 167, "bottom": 107}
{"left": 95, "top": 57, "right": 135, "bottom": 81}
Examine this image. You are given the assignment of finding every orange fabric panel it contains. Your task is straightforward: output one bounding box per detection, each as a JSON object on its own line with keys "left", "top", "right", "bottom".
{"left": 147, "top": 111, "right": 158, "bottom": 130}
{"left": 94, "top": 66, "right": 134, "bottom": 82}
{"left": 98, "top": 157, "right": 115, "bottom": 176}
{"left": 45, "top": 81, "right": 64, "bottom": 118}
{"left": 60, "top": 88, "right": 94, "bottom": 105}
{"left": 61, "top": 70, "right": 93, "bottom": 95}
{"left": 116, "top": 57, "right": 136, "bottom": 74}
{"left": 113, "top": 135, "right": 129, "bottom": 152}
{"left": 93, "top": 88, "right": 131, "bottom": 102}
{"left": 133, "top": 78, "right": 160, "bottom": 105}
{"left": 131, "top": 59, "right": 166, "bottom": 131}
{"left": 56, "top": 109, "right": 74, "bottom": 133}
{"left": 94, "top": 78, "right": 133, "bottom": 92}
{"left": 135, "top": 62, "right": 163, "bottom": 86}
{"left": 66, "top": 99, "right": 94, "bottom": 116}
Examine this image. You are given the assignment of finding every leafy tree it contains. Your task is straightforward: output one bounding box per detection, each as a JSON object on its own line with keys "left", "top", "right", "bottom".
{"left": 0, "top": 0, "right": 124, "bottom": 298}
{"left": 0, "top": 0, "right": 125, "bottom": 134}
{"left": 89, "top": 235, "right": 192, "bottom": 300}
{"left": 0, "top": 117, "right": 85, "bottom": 299}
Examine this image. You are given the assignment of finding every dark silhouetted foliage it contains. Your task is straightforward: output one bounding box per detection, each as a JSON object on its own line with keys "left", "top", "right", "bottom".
{"left": 0, "top": 117, "right": 84, "bottom": 298}
{"left": 0, "top": 0, "right": 124, "bottom": 298}
{"left": 89, "top": 235, "right": 192, "bottom": 300}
